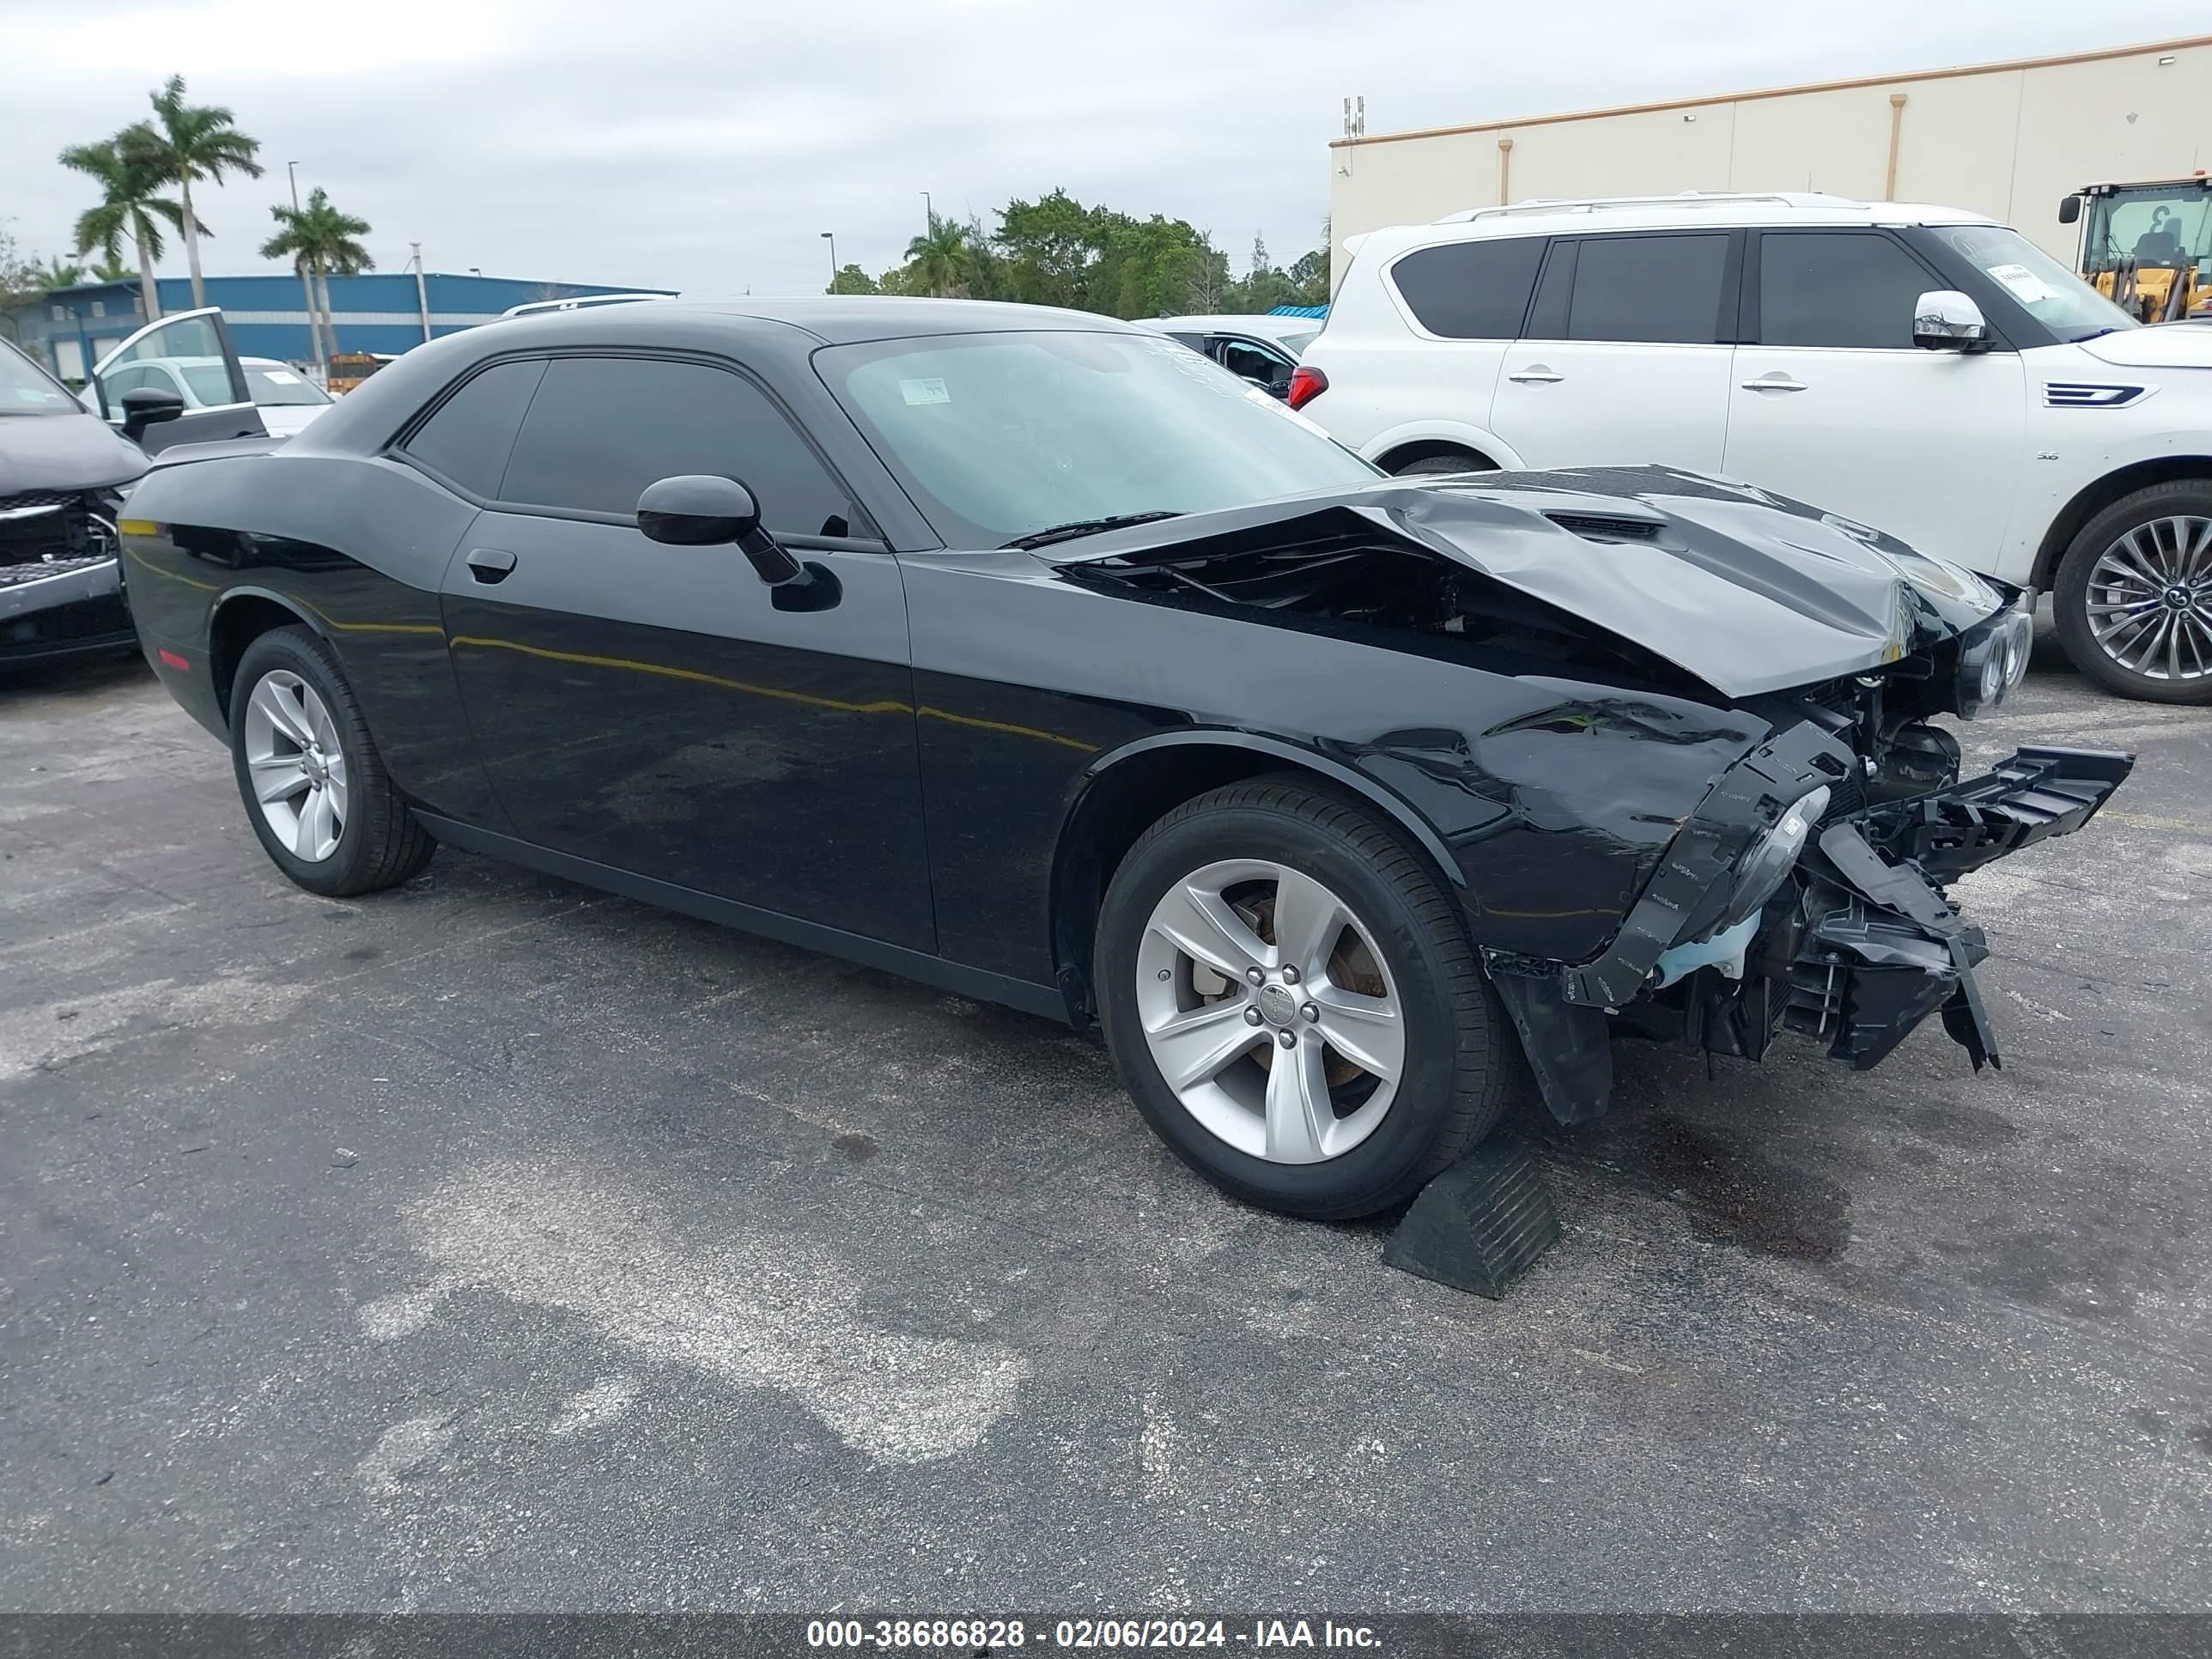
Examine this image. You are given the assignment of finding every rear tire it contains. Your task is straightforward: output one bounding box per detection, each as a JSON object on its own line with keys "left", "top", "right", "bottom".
{"left": 229, "top": 626, "right": 435, "bottom": 897}
{"left": 2051, "top": 480, "right": 2212, "bottom": 704}
{"left": 1095, "top": 775, "right": 1510, "bottom": 1220}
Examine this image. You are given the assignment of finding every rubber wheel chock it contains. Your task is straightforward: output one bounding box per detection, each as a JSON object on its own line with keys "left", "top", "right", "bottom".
{"left": 1381, "top": 1137, "right": 1560, "bottom": 1299}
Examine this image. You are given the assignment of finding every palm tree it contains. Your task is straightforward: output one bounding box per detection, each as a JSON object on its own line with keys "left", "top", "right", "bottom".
{"left": 90, "top": 252, "right": 134, "bottom": 284}
{"left": 903, "top": 212, "right": 971, "bottom": 297}
{"left": 42, "top": 256, "right": 85, "bottom": 291}
{"left": 125, "top": 76, "right": 263, "bottom": 310}
{"left": 261, "top": 187, "right": 373, "bottom": 372}
{"left": 58, "top": 137, "right": 186, "bottom": 324}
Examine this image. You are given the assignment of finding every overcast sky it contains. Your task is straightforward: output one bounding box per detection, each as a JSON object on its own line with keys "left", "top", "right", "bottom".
{"left": 2, "top": 1, "right": 2136, "bottom": 297}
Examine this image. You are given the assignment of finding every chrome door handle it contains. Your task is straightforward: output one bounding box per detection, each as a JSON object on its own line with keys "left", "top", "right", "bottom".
{"left": 1741, "top": 374, "right": 1808, "bottom": 392}
{"left": 465, "top": 546, "right": 519, "bottom": 584}
{"left": 1507, "top": 367, "right": 1564, "bottom": 384}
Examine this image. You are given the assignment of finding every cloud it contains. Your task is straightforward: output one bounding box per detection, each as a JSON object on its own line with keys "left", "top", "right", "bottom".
{"left": 2, "top": 0, "right": 2112, "bottom": 296}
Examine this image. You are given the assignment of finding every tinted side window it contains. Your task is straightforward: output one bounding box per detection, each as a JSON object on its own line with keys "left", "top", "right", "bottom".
{"left": 1758, "top": 231, "right": 1936, "bottom": 349}
{"left": 401, "top": 359, "right": 546, "bottom": 496}
{"left": 1216, "top": 338, "right": 1290, "bottom": 382}
{"left": 1390, "top": 237, "right": 1546, "bottom": 338}
{"left": 1565, "top": 234, "right": 1729, "bottom": 344}
{"left": 500, "top": 356, "right": 855, "bottom": 537}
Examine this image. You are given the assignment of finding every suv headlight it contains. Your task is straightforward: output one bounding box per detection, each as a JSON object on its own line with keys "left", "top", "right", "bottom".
{"left": 1715, "top": 784, "right": 1831, "bottom": 931}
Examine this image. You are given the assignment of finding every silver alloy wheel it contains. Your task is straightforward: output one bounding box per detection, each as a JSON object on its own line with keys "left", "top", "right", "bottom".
{"left": 243, "top": 669, "right": 348, "bottom": 862}
{"left": 1134, "top": 859, "right": 1404, "bottom": 1164}
{"left": 2087, "top": 514, "right": 2212, "bottom": 683}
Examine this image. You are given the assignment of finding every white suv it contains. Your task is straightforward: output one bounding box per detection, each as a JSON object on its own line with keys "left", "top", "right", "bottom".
{"left": 1297, "top": 191, "right": 2212, "bottom": 703}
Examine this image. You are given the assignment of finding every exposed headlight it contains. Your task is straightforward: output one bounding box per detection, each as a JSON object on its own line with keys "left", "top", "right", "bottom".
{"left": 1716, "top": 785, "right": 1831, "bottom": 931}
{"left": 1955, "top": 605, "right": 2033, "bottom": 718}
{"left": 2000, "top": 606, "right": 2034, "bottom": 688}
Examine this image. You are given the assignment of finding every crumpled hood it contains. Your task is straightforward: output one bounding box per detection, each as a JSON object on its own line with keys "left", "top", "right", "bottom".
{"left": 2076, "top": 323, "right": 2212, "bottom": 371}
{"left": 1054, "top": 465, "right": 2007, "bottom": 697}
{"left": 0, "top": 410, "right": 147, "bottom": 496}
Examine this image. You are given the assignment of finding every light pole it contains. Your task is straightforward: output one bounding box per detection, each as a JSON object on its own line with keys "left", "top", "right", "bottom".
{"left": 820, "top": 231, "right": 836, "bottom": 289}
{"left": 410, "top": 242, "right": 432, "bottom": 344}
{"left": 920, "top": 191, "right": 932, "bottom": 234}
{"left": 287, "top": 161, "right": 324, "bottom": 376}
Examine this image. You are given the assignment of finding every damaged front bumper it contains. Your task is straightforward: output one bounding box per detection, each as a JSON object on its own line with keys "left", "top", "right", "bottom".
{"left": 1487, "top": 738, "right": 2134, "bottom": 1124}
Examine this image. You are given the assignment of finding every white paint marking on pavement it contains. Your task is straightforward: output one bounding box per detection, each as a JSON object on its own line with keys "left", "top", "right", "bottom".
{"left": 356, "top": 1274, "right": 461, "bottom": 1342}
{"left": 550, "top": 1375, "right": 640, "bottom": 1436}
{"left": 404, "top": 1158, "right": 1029, "bottom": 1466}
{"left": 357, "top": 1413, "right": 455, "bottom": 1494}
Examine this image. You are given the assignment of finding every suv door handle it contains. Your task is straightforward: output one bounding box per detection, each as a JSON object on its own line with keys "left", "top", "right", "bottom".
{"left": 1741, "top": 373, "right": 1808, "bottom": 392}
{"left": 465, "top": 547, "right": 519, "bottom": 584}
{"left": 1507, "top": 366, "right": 1564, "bottom": 384}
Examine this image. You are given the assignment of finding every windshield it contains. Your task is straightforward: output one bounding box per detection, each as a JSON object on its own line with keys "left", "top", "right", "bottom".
{"left": 1928, "top": 223, "right": 2136, "bottom": 342}
{"left": 817, "top": 329, "right": 1377, "bottom": 548}
{"left": 178, "top": 363, "right": 238, "bottom": 404}
{"left": 0, "top": 341, "right": 80, "bottom": 416}
{"left": 2083, "top": 188, "right": 2212, "bottom": 275}
{"left": 246, "top": 365, "right": 331, "bottom": 406}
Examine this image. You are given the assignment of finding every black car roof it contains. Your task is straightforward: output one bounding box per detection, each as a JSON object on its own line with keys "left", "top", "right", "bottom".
{"left": 288, "top": 297, "right": 1144, "bottom": 458}
{"left": 527, "top": 296, "right": 1140, "bottom": 345}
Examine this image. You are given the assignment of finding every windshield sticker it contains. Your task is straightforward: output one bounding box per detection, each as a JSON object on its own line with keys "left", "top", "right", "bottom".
{"left": 1987, "top": 263, "right": 2059, "bottom": 304}
{"left": 260, "top": 368, "right": 302, "bottom": 385}
{"left": 899, "top": 378, "right": 951, "bottom": 406}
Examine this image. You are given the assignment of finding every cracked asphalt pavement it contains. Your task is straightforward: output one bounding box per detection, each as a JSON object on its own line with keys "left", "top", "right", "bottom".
{"left": 3, "top": 632, "right": 2209, "bottom": 1613}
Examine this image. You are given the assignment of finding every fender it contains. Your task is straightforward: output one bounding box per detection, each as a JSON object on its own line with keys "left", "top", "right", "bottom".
{"left": 1358, "top": 418, "right": 1526, "bottom": 471}
{"left": 1046, "top": 727, "right": 1474, "bottom": 1026}
{"left": 2020, "top": 430, "right": 2212, "bottom": 587}
{"left": 1066, "top": 726, "right": 1470, "bottom": 891}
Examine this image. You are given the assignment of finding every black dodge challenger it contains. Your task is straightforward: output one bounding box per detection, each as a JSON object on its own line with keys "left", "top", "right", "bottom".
{"left": 116, "top": 298, "right": 2132, "bottom": 1219}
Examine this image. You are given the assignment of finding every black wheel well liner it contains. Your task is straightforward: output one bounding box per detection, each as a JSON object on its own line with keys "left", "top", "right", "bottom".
{"left": 1376, "top": 438, "right": 1498, "bottom": 474}
{"left": 2033, "top": 455, "right": 2212, "bottom": 590}
{"left": 1046, "top": 732, "right": 1468, "bottom": 1027}
{"left": 207, "top": 590, "right": 322, "bottom": 728}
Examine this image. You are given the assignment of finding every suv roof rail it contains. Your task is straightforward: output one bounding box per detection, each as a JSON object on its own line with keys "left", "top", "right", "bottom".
{"left": 1437, "top": 190, "right": 1856, "bottom": 224}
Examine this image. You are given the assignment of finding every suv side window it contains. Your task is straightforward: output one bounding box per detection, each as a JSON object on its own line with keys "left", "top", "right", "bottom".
{"left": 1389, "top": 236, "right": 1546, "bottom": 338}
{"left": 1215, "top": 337, "right": 1291, "bottom": 383}
{"left": 1552, "top": 232, "right": 1730, "bottom": 344}
{"left": 499, "top": 356, "right": 857, "bottom": 538}
{"left": 399, "top": 358, "right": 547, "bottom": 497}
{"left": 1756, "top": 230, "right": 1940, "bottom": 349}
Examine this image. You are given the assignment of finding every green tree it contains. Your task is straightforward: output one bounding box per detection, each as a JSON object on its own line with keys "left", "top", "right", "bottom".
{"left": 125, "top": 75, "right": 263, "bottom": 310}
{"left": 260, "top": 185, "right": 372, "bottom": 370}
{"left": 959, "top": 214, "right": 1007, "bottom": 301}
{"left": 1284, "top": 247, "right": 1329, "bottom": 307}
{"left": 827, "top": 263, "right": 879, "bottom": 295}
{"left": 41, "top": 255, "right": 86, "bottom": 290}
{"left": 903, "top": 211, "right": 972, "bottom": 297}
{"left": 995, "top": 189, "right": 1101, "bottom": 307}
{"left": 90, "top": 252, "right": 134, "bottom": 283}
{"left": 0, "top": 224, "right": 48, "bottom": 342}
{"left": 58, "top": 136, "right": 186, "bottom": 325}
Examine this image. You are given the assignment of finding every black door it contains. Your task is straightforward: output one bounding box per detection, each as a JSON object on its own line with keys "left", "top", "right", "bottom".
{"left": 435, "top": 353, "right": 933, "bottom": 950}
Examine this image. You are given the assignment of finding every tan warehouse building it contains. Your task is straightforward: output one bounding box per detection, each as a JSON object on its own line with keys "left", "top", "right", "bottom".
{"left": 1328, "top": 34, "right": 2209, "bottom": 280}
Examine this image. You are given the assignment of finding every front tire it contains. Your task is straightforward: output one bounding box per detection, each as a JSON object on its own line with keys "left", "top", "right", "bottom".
{"left": 2052, "top": 481, "right": 2212, "bottom": 704}
{"left": 229, "top": 626, "right": 435, "bottom": 896}
{"left": 1390, "top": 447, "right": 1494, "bottom": 477}
{"left": 1095, "top": 776, "right": 1510, "bottom": 1220}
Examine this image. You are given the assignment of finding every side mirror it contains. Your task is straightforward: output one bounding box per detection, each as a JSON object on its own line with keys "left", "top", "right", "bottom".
{"left": 637, "top": 472, "right": 802, "bottom": 584}
{"left": 2058, "top": 194, "right": 2082, "bottom": 226}
{"left": 635, "top": 474, "right": 834, "bottom": 604}
{"left": 118, "top": 385, "right": 186, "bottom": 442}
{"left": 1912, "top": 289, "right": 1989, "bottom": 352}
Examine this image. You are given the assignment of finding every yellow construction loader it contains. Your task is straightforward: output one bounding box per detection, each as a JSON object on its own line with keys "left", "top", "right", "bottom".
{"left": 2060, "top": 176, "right": 2212, "bottom": 324}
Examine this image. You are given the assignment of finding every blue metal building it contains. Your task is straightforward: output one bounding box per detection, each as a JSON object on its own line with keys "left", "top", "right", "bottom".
{"left": 10, "top": 271, "right": 672, "bottom": 382}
